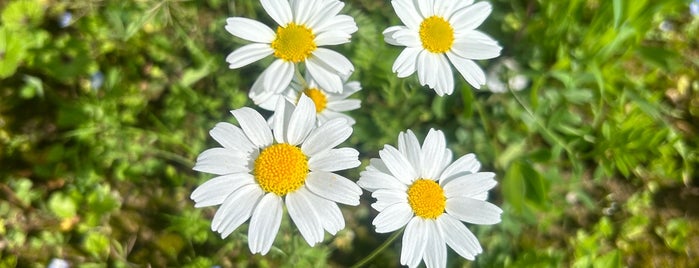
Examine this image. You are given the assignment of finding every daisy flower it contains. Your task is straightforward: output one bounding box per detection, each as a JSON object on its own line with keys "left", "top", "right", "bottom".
{"left": 225, "top": 0, "right": 357, "bottom": 94}
{"left": 383, "top": 0, "right": 502, "bottom": 96}
{"left": 251, "top": 70, "right": 362, "bottom": 125}
{"left": 191, "top": 94, "right": 362, "bottom": 255}
{"left": 357, "top": 129, "right": 502, "bottom": 267}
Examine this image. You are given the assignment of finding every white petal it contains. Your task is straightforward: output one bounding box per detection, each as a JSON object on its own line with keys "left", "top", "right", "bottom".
{"left": 302, "top": 118, "right": 352, "bottom": 156}
{"left": 451, "top": 0, "right": 475, "bottom": 11}
{"left": 225, "top": 17, "right": 275, "bottom": 43}
{"left": 472, "top": 191, "right": 489, "bottom": 201}
{"left": 390, "top": 28, "right": 421, "bottom": 47}
{"left": 379, "top": 145, "right": 418, "bottom": 184}
{"left": 434, "top": 53, "right": 455, "bottom": 95}
{"left": 446, "top": 197, "right": 502, "bottom": 225}
{"left": 358, "top": 170, "right": 407, "bottom": 192}
{"left": 210, "top": 122, "right": 255, "bottom": 153}
{"left": 400, "top": 217, "right": 428, "bottom": 267}
{"left": 451, "top": 31, "right": 502, "bottom": 60}
{"left": 225, "top": 43, "right": 273, "bottom": 69}
{"left": 373, "top": 203, "right": 413, "bottom": 233}
{"left": 286, "top": 188, "right": 325, "bottom": 245}
{"left": 261, "top": 0, "right": 293, "bottom": 26}
{"left": 248, "top": 193, "right": 283, "bottom": 255}
{"left": 191, "top": 173, "right": 256, "bottom": 208}
{"left": 447, "top": 52, "right": 486, "bottom": 89}
{"left": 312, "top": 49, "right": 356, "bottom": 77}
{"left": 305, "top": 190, "right": 345, "bottom": 235}
{"left": 286, "top": 94, "right": 317, "bottom": 145}
{"left": 305, "top": 171, "right": 361, "bottom": 206}
{"left": 212, "top": 184, "right": 264, "bottom": 238}
{"left": 370, "top": 189, "right": 408, "bottom": 211}
{"left": 230, "top": 107, "right": 273, "bottom": 148}
{"left": 437, "top": 214, "right": 482, "bottom": 260}
{"left": 306, "top": 0, "right": 343, "bottom": 30}
{"left": 317, "top": 110, "right": 355, "bottom": 125}
{"left": 291, "top": 0, "right": 317, "bottom": 25}
{"left": 307, "top": 58, "right": 344, "bottom": 94}
{"left": 440, "top": 149, "right": 453, "bottom": 177}
{"left": 416, "top": 0, "right": 435, "bottom": 17}
{"left": 249, "top": 70, "right": 278, "bottom": 109}
{"left": 391, "top": 0, "right": 422, "bottom": 29}
{"left": 397, "top": 130, "right": 422, "bottom": 173}
{"left": 417, "top": 50, "right": 438, "bottom": 90}
{"left": 423, "top": 220, "right": 446, "bottom": 268}
{"left": 443, "top": 172, "right": 497, "bottom": 199}
{"left": 420, "top": 129, "right": 447, "bottom": 179}
{"left": 449, "top": 1, "right": 492, "bottom": 32}
{"left": 326, "top": 99, "right": 360, "bottom": 112}
{"left": 337, "top": 81, "right": 362, "bottom": 99}
{"left": 433, "top": 0, "right": 455, "bottom": 16}
{"left": 272, "top": 97, "right": 294, "bottom": 143}
{"left": 383, "top": 26, "right": 408, "bottom": 46}
{"left": 439, "top": 153, "right": 480, "bottom": 185}
{"left": 314, "top": 31, "right": 351, "bottom": 46}
{"left": 313, "top": 14, "right": 358, "bottom": 36}
{"left": 263, "top": 59, "right": 295, "bottom": 93}
{"left": 392, "top": 47, "right": 421, "bottom": 78}
{"left": 309, "top": 148, "right": 360, "bottom": 172}
{"left": 368, "top": 158, "right": 392, "bottom": 174}
{"left": 193, "top": 148, "right": 249, "bottom": 175}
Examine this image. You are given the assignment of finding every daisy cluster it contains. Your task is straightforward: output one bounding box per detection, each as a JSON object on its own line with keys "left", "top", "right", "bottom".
{"left": 191, "top": 0, "right": 503, "bottom": 267}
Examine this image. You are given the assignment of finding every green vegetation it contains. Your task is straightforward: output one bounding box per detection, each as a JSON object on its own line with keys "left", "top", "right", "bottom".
{"left": 1, "top": 0, "right": 698, "bottom": 267}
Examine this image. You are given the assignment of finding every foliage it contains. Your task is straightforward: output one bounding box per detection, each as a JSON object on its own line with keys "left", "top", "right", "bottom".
{"left": 1, "top": 0, "right": 698, "bottom": 267}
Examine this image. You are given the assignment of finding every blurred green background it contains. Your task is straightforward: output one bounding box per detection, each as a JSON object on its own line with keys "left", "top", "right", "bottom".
{"left": 1, "top": 0, "right": 698, "bottom": 267}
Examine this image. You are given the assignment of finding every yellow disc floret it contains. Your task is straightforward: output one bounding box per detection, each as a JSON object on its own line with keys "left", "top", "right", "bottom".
{"left": 419, "top": 16, "right": 454, "bottom": 53}
{"left": 407, "top": 179, "right": 446, "bottom": 219}
{"left": 302, "top": 88, "right": 327, "bottom": 113}
{"left": 254, "top": 143, "right": 309, "bottom": 196}
{"left": 271, "top": 23, "right": 317, "bottom": 63}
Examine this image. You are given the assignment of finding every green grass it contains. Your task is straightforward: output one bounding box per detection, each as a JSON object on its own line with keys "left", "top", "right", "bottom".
{"left": 1, "top": 0, "right": 698, "bottom": 267}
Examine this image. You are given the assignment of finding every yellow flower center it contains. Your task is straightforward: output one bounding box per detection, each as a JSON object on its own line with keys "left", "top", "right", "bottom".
{"left": 302, "top": 88, "right": 327, "bottom": 113}
{"left": 407, "top": 179, "right": 446, "bottom": 219}
{"left": 419, "top": 16, "right": 454, "bottom": 53}
{"left": 253, "top": 143, "right": 309, "bottom": 196}
{"left": 271, "top": 23, "right": 317, "bottom": 63}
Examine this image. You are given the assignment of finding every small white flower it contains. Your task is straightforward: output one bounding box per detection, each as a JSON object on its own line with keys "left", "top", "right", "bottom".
{"left": 358, "top": 129, "right": 502, "bottom": 267}
{"left": 485, "top": 58, "right": 528, "bottom": 93}
{"left": 251, "top": 70, "right": 361, "bottom": 125}
{"left": 225, "top": 0, "right": 357, "bottom": 94}
{"left": 191, "top": 94, "right": 362, "bottom": 255}
{"left": 47, "top": 258, "right": 70, "bottom": 268}
{"left": 384, "top": 0, "right": 502, "bottom": 96}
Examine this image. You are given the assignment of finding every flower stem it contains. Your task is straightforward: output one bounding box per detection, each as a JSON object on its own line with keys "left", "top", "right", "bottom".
{"left": 294, "top": 65, "right": 308, "bottom": 89}
{"left": 350, "top": 228, "right": 404, "bottom": 268}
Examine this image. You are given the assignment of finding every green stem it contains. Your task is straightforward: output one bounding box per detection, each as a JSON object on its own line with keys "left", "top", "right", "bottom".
{"left": 294, "top": 65, "right": 308, "bottom": 89}
{"left": 350, "top": 228, "right": 404, "bottom": 268}
{"left": 508, "top": 86, "right": 582, "bottom": 175}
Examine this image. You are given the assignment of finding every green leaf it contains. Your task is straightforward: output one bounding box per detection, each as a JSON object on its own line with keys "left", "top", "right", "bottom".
{"left": 0, "top": 0, "right": 44, "bottom": 31}
{"left": 461, "top": 85, "right": 474, "bottom": 118}
{"left": 48, "top": 192, "right": 77, "bottom": 219}
{"left": 503, "top": 161, "right": 526, "bottom": 214}
{"left": 612, "top": 0, "right": 623, "bottom": 29}
{"left": 0, "top": 27, "right": 27, "bottom": 78}
{"left": 593, "top": 250, "right": 621, "bottom": 268}
{"left": 83, "top": 232, "right": 110, "bottom": 258}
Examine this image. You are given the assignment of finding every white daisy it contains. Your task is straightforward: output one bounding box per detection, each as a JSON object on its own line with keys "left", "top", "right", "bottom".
{"left": 251, "top": 70, "right": 362, "bottom": 125}
{"left": 357, "top": 129, "right": 502, "bottom": 267}
{"left": 383, "top": 0, "right": 502, "bottom": 96}
{"left": 191, "top": 94, "right": 362, "bottom": 255}
{"left": 225, "top": 0, "right": 357, "bottom": 94}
